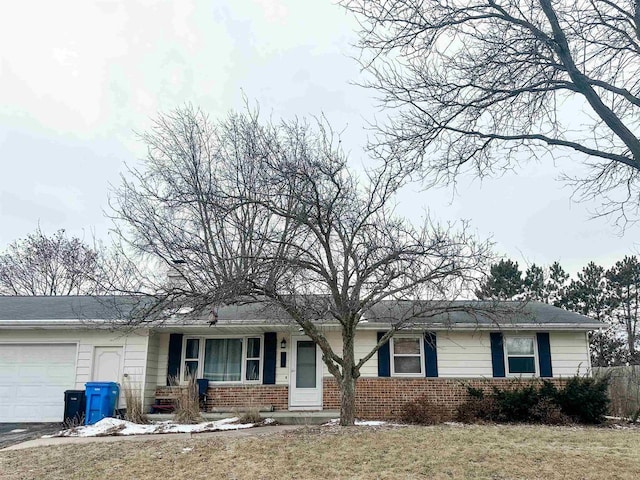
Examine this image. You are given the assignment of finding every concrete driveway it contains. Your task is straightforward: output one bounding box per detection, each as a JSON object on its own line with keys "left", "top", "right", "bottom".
{"left": 0, "top": 423, "right": 61, "bottom": 449}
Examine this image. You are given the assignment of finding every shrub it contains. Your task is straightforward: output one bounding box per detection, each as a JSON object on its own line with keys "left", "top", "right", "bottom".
{"left": 556, "top": 376, "right": 610, "bottom": 424}
{"left": 491, "top": 383, "right": 540, "bottom": 422}
{"left": 530, "top": 397, "right": 571, "bottom": 425}
{"left": 400, "top": 395, "right": 446, "bottom": 425}
{"left": 456, "top": 377, "right": 607, "bottom": 425}
{"left": 456, "top": 394, "right": 495, "bottom": 423}
{"left": 467, "top": 386, "right": 485, "bottom": 399}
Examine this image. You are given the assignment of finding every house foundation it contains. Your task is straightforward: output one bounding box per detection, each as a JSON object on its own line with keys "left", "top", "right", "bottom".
{"left": 155, "top": 377, "right": 567, "bottom": 421}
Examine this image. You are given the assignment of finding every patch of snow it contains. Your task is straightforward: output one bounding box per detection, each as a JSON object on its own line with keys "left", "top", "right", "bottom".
{"left": 9, "top": 429, "right": 27, "bottom": 433}
{"left": 181, "top": 447, "right": 193, "bottom": 453}
{"left": 48, "top": 416, "right": 257, "bottom": 438}
{"left": 263, "top": 418, "right": 275, "bottom": 425}
{"left": 443, "top": 422, "right": 464, "bottom": 427}
{"left": 324, "top": 418, "right": 388, "bottom": 427}
{"left": 355, "top": 420, "right": 386, "bottom": 426}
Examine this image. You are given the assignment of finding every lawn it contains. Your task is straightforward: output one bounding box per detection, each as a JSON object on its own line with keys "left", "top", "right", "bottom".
{"left": 1, "top": 424, "right": 638, "bottom": 479}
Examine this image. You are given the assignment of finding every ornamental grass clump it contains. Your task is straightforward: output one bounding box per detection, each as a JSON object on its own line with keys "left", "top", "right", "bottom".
{"left": 237, "top": 408, "right": 263, "bottom": 424}
{"left": 122, "top": 378, "right": 149, "bottom": 425}
{"left": 169, "top": 374, "right": 202, "bottom": 424}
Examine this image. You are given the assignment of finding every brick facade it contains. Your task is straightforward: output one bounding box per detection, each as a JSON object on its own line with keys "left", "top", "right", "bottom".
{"left": 323, "top": 377, "right": 567, "bottom": 420}
{"left": 154, "top": 384, "right": 289, "bottom": 411}
{"left": 155, "top": 377, "right": 565, "bottom": 420}
{"left": 205, "top": 385, "right": 289, "bottom": 411}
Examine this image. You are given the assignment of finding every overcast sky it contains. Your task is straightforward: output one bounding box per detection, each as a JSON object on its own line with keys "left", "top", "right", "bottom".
{"left": 1, "top": 0, "right": 638, "bottom": 277}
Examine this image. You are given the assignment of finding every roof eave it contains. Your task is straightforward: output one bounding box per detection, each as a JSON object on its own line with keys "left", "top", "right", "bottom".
{"left": 0, "top": 319, "right": 605, "bottom": 331}
{"left": 357, "top": 322, "right": 604, "bottom": 331}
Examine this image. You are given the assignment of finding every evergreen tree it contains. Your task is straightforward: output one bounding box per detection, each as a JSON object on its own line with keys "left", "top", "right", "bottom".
{"left": 564, "top": 262, "right": 610, "bottom": 322}
{"left": 547, "top": 261, "right": 569, "bottom": 307}
{"left": 523, "top": 264, "right": 545, "bottom": 301}
{"left": 562, "top": 261, "right": 621, "bottom": 366}
{"left": 606, "top": 256, "right": 640, "bottom": 363}
{"left": 476, "top": 259, "right": 524, "bottom": 300}
{"left": 589, "top": 330, "right": 627, "bottom": 367}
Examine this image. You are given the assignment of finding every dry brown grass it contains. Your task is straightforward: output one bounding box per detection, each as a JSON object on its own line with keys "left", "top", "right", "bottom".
{"left": 122, "top": 379, "right": 149, "bottom": 425}
{"left": 168, "top": 375, "right": 202, "bottom": 425}
{"left": 1, "top": 424, "right": 639, "bottom": 480}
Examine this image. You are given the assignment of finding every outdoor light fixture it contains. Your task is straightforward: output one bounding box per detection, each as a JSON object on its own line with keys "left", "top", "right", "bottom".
{"left": 280, "top": 338, "right": 287, "bottom": 349}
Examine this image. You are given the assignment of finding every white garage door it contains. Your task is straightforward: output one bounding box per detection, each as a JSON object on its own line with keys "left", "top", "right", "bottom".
{"left": 0, "top": 344, "right": 77, "bottom": 422}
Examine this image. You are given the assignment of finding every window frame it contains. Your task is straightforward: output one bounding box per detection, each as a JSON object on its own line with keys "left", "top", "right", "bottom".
{"left": 503, "top": 335, "right": 538, "bottom": 377}
{"left": 182, "top": 337, "right": 201, "bottom": 382}
{"left": 389, "top": 335, "right": 425, "bottom": 377}
{"left": 180, "top": 335, "right": 264, "bottom": 385}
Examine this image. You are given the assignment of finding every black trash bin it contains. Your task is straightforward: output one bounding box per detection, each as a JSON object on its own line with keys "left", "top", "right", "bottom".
{"left": 63, "top": 390, "right": 86, "bottom": 426}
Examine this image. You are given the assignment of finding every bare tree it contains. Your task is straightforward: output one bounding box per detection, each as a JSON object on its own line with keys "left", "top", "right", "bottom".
{"left": 0, "top": 228, "right": 101, "bottom": 295}
{"left": 344, "top": 0, "right": 640, "bottom": 225}
{"left": 111, "top": 105, "right": 492, "bottom": 425}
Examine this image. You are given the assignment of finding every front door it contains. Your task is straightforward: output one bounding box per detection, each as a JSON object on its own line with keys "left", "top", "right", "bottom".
{"left": 289, "top": 337, "right": 323, "bottom": 410}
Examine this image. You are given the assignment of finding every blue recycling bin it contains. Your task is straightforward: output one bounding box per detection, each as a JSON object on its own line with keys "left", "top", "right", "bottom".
{"left": 85, "top": 382, "right": 120, "bottom": 425}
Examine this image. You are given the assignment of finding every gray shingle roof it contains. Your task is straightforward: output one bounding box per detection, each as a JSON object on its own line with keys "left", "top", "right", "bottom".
{"left": 0, "top": 296, "right": 603, "bottom": 330}
{"left": 0, "top": 295, "right": 142, "bottom": 320}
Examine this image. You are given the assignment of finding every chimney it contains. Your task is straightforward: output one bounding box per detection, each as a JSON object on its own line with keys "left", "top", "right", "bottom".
{"left": 167, "top": 259, "right": 187, "bottom": 288}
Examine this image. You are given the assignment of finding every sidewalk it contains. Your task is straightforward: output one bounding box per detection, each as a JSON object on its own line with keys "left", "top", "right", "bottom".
{"left": 1, "top": 424, "right": 303, "bottom": 452}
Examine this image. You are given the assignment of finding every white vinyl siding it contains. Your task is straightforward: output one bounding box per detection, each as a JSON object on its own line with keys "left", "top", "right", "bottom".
{"left": 549, "top": 331, "right": 591, "bottom": 376}
{"left": 437, "top": 331, "right": 494, "bottom": 377}
{"left": 152, "top": 329, "right": 593, "bottom": 384}
{"left": 323, "top": 330, "right": 379, "bottom": 378}
{"left": 155, "top": 332, "right": 170, "bottom": 386}
{"left": 143, "top": 332, "right": 161, "bottom": 409}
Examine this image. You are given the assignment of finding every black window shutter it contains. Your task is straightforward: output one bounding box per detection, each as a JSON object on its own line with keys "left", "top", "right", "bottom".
{"left": 377, "top": 331, "right": 390, "bottom": 377}
{"left": 537, "top": 332, "right": 553, "bottom": 378}
{"left": 423, "top": 332, "right": 438, "bottom": 377}
{"left": 263, "top": 332, "right": 277, "bottom": 384}
{"left": 167, "top": 333, "right": 184, "bottom": 385}
{"left": 490, "top": 332, "right": 506, "bottom": 378}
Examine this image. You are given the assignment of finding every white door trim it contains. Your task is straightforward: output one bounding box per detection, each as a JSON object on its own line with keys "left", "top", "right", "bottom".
{"left": 288, "top": 336, "right": 323, "bottom": 410}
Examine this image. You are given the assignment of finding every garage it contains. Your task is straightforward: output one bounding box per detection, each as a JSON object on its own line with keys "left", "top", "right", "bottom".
{"left": 0, "top": 344, "right": 77, "bottom": 422}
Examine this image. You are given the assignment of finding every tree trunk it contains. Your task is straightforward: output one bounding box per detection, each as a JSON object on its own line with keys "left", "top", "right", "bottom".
{"left": 339, "top": 374, "right": 357, "bottom": 426}
{"left": 339, "top": 328, "right": 357, "bottom": 426}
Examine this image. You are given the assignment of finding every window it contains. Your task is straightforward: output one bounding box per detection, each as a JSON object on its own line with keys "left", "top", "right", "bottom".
{"left": 245, "top": 337, "right": 261, "bottom": 381}
{"left": 182, "top": 336, "right": 262, "bottom": 384}
{"left": 505, "top": 337, "right": 536, "bottom": 375}
{"left": 390, "top": 336, "right": 424, "bottom": 376}
{"left": 183, "top": 338, "right": 200, "bottom": 380}
{"left": 204, "top": 338, "right": 243, "bottom": 382}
